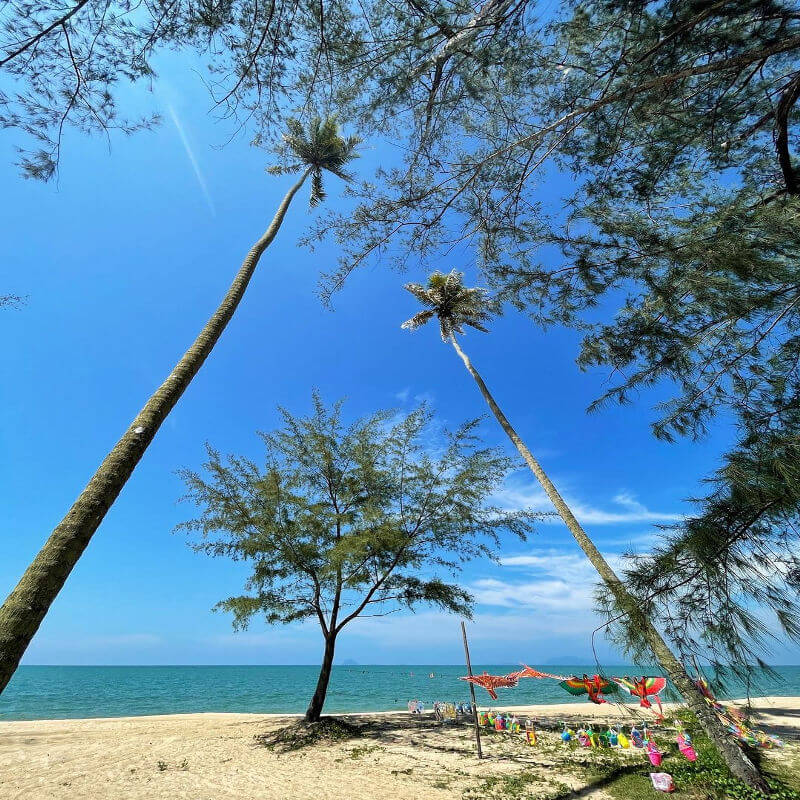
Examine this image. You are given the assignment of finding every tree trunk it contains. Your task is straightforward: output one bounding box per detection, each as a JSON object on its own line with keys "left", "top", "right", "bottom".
{"left": 305, "top": 634, "right": 337, "bottom": 723}
{"left": 0, "top": 168, "right": 312, "bottom": 696}
{"left": 448, "top": 335, "right": 767, "bottom": 791}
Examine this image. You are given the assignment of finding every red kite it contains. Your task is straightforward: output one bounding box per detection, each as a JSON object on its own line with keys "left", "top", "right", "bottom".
{"left": 611, "top": 675, "right": 667, "bottom": 713}
{"left": 459, "top": 671, "right": 519, "bottom": 700}
{"left": 511, "top": 664, "right": 569, "bottom": 681}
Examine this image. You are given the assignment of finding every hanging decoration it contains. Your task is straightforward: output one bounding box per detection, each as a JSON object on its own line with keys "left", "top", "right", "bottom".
{"left": 693, "top": 677, "right": 784, "bottom": 748}
{"left": 459, "top": 671, "right": 519, "bottom": 700}
{"left": 611, "top": 675, "right": 666, "bottom": 719}
{"left": 558, "top": 674, "right": 619, "bottom": 704}
{"left": 511, "top": 664, "right": 570, "bottom": 681}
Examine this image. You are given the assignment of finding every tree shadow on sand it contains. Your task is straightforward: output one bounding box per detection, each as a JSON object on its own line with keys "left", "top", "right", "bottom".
{"left": 252, "top": 713, "right": 501, "bottom": 757}
{"left": 549, "top": 763, "right": 649, "bottom": 800}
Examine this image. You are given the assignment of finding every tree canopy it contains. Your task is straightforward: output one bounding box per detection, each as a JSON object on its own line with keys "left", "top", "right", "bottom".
{"left": 306, "top": 0, "right": 800, "bottom": 670}
{"left": 177, "top": 395, "right": 535, "bottom": 640}
{"left": 0, "top": 0, "right": 526, "bottom": 178}
{"left": 7, "top": 0, "right": 800, "bottom": 673}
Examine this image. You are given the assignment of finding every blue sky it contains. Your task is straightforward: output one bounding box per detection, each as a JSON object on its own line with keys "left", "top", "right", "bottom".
{"left": 2, "top": 55, "right": 796, "bottom": 668}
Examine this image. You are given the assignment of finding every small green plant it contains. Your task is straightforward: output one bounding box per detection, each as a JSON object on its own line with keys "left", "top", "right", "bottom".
{"left": 156, "top": 761, "right": 168, "bottom": 772}
{"left": 348, "top": 744, "right": 381, "bottom": 759}
{"left": 463, "top": 770, "right": 543, "bottom": 799}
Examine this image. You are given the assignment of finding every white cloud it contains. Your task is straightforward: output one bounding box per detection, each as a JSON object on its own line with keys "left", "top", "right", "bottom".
{"left": 472, "top": 551, "right": 625, "bottom": 611}
{"left": 392, "top": 387, "right": 437, "bottom": 407}
{"left": 337, "top": 549, "right": 626, "bottom": 656}
{"left": 494, "top": 480, "right": 684, "bottom": 525}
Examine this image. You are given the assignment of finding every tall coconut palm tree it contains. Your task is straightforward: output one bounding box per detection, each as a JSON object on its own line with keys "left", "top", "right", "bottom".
{"left": 0, "top": 117, "right": 360, "bottom": 695}
{"left": 401, "top": 269, "right": 766, "bottom": 791}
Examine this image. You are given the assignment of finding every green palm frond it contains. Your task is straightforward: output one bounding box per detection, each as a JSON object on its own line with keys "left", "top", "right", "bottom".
{"left": 400, "top": 309, "right": 436, "bottom": 331}
{"left": 401, "top": 270, "right": 499, "bottom": 341}
{"left": 310, "top": 169, "right": 325, "bottom": 207}
{"left": 280, "top": 115, "right": 361, "bottom": 207}
{"left": 404, "top": 282, "right": 437, "bottom": 307}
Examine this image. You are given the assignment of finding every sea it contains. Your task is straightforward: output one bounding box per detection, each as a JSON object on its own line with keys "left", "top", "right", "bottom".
{"left": 2, "top": 665, "right": 800, "bottom": 722}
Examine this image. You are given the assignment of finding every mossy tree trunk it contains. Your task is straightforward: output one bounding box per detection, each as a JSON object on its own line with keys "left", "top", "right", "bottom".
{"left": 0, "top": 168, "right": 312, "bottom": 696}
{"left": 448, "top": 334, "right": 767, "bottom": 792}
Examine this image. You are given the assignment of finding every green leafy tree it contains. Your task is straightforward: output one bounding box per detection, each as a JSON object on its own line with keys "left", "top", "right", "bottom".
{"left": 502, "top": 2, "right": 800, "bottom": 682}
{"left": 306, "top": 0, "right": 800, "bottom": 708}
{"left": 401, "top": 269, "right": 766, "bottom": 791}
{"left": 1, "top": 0, "right": 519, "bottom": 178}
{"left": 0, "top": 117, "right": 359, "bottom": 696}
{"left": 177, "top": 395, "right": 534, "bottom": 722}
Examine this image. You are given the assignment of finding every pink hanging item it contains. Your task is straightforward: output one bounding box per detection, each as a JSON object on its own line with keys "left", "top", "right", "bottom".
{"left": 650, "top": 772, "right": 675, "bottom": 792}
{"left": 646, "top": 740, "right": 663, "bottom": 766}
{"left": 677, "top": 733, "right": 697, "bottom": 761}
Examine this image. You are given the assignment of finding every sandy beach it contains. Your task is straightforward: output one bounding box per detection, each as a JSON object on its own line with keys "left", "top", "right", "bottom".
{"left": 1, "top": 697, "right": 798, "bottom": 800}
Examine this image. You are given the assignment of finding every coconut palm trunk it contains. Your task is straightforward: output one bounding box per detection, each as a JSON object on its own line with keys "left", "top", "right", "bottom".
{"left": 447, "top": 333, "right": 767, "bottom": 790}
{"left": 0, "top": 167, "right": 312, "bottom": 695}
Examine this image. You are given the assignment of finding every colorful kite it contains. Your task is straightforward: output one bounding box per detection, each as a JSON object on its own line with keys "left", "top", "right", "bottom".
{"left": 459, "top": 671, "right": 519, "bottom": 700}
{"left": 611, "top": 675, "right": 667, "bottom": 716}
{"left": 693, "top": 677, "right": 783, "bottom": 748}
{"left": 558, "top": 674, "right": 618, "bottom": 704}
{"left": 511, "top": 664, "right": 569, "bottom": 681}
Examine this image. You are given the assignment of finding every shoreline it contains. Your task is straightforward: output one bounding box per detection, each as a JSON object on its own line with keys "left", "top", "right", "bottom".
{"left": 0, "top": 694, "right": 795, "bottom": 726}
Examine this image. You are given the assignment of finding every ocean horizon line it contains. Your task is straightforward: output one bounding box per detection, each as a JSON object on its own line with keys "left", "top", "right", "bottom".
{"left": 5, "top": 664, "right": 800, "bottom": 722}
{"left": 17, "top": 662, "right": 799, "bottom": 668}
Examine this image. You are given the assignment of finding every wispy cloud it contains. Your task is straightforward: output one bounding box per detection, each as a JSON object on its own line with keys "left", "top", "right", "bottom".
{"left": 344, "top": 607, "right": 611, "bottom": 659}
{"left": 494, "top": 480, "right": 684, "bottom": 525}
{"left": 472, "top": 550, "right": 626, "bottom": 611}
{"left": 167, "top": 104, "right": 216, "bottom": 216}
{"left": 393, "top": 387, "right": 439, "bottom": 407}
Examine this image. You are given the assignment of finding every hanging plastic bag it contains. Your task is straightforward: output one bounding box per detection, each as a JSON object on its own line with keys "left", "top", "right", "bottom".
{"left": 677, "top": 733, "right": 698, "bottom": 761}
{"left": 650, "top": 772, "right": 675, "bottom": 792}
{"left": 646, "top": 740, "right": 663, "bottom": 766}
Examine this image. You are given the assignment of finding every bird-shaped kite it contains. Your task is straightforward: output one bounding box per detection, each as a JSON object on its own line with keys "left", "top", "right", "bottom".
{"left": 611, "top": 676, "right": 667, "bottom": 716}
{"left": 459, "top": 671, "right": 519, "bottom": 700}
{"left": 558, "top": 674, "right": 618, "bottom": 704}
{"left": 510, "top": 664, "right": 569, "bottom": 681}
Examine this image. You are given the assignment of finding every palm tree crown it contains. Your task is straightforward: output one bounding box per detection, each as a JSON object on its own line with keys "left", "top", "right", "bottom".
{"left": 401, "top": 270, "right": 499, "bottom": 341}
{"left": 269, "top": 116, "right": 361, "bottom": 206}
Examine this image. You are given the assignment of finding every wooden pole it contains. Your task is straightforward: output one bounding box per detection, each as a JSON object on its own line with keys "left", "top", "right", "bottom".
{"left": 460, "top": 620, "right": 482, "bottom": 759}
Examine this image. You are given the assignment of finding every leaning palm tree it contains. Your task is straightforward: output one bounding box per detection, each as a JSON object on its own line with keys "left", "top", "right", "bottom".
{"left": 0, "top": 117, "right": 360, "bottom": 695}
{"left": 401, "top": 269, "right": 766, "bottom": 791}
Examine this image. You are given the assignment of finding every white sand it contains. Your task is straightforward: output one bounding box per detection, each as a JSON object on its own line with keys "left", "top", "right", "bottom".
{"left": 0, "top": 697, "right": 796, "bottom": 800}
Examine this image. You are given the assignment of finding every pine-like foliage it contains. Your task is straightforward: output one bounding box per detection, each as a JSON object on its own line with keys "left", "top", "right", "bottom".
{"left": 177, "top": 393, "right": 535, "bottom": 641}
{"left": 304, "top": 1, "right": 800, "bottom": 671}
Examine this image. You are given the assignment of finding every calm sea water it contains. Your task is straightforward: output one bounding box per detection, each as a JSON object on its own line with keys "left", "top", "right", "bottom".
{"left": 2, "top": 665, "right": 800, "bottom": 721}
